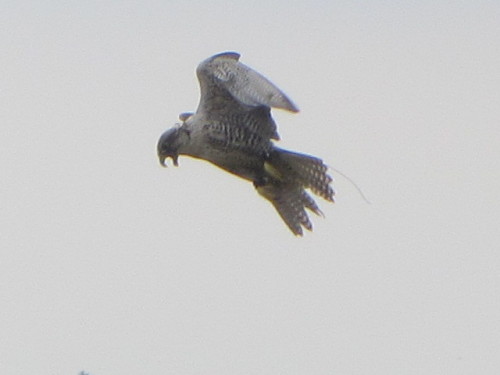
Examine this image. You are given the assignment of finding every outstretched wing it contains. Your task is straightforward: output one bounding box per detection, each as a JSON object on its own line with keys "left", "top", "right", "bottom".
{"left": 195, "top": 52, "right": 298, "bottom": 140}
{"left": 196, "top": 52, "right": 299, "bottom": 113}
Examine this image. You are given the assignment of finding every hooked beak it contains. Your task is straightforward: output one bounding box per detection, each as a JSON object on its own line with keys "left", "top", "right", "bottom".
{"left": 159, "top": 154, "right": 178, "bottom": 167}
{"left": 158, "top": 126, "right": 187, "bottom": 168}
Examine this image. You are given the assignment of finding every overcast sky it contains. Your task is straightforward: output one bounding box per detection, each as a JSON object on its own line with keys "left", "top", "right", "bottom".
{"left": 2, "top": 1, "right": 499, "bottom": 374}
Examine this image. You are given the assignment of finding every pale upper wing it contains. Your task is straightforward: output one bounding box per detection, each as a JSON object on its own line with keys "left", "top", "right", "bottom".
{"left": 196, "top": 52, "right": 299, "bottom": 115}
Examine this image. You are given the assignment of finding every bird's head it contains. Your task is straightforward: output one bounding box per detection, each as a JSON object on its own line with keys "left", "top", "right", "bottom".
{"left": 157, "top": 126, "right": 190, "bottom": 167}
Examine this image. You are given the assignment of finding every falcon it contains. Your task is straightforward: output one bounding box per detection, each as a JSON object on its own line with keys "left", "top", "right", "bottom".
{"left": 157, "top": 52, "right": 335, "bottom": 235}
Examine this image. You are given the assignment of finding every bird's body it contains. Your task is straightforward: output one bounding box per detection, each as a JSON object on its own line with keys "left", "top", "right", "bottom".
{"left": 174, "top": 111, "right": 272, "bottom": 181}
{"left": 158, "top": 52, "right": 335, "bottom": 235}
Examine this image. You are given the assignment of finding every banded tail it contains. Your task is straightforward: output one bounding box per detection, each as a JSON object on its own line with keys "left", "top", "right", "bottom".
{"left": 256, "top": 149, "right": 335, "bottom": 236}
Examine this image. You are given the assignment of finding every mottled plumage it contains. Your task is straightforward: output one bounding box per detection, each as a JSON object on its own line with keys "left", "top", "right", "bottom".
{"left": 157, "top": 52, "right": 335, "bottom": 235}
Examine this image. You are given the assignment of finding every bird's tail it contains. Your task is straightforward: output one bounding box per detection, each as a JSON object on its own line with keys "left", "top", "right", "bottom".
{"left": 256, "top": 149, "right": 335, "bottom": 236}
{"left": 266, "top": 148, "right": 335, "bottom": 202}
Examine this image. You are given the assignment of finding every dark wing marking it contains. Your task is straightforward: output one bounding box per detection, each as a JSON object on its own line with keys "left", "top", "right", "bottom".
{"left": 203, "top": 121, "right": 272, "bottom": 156}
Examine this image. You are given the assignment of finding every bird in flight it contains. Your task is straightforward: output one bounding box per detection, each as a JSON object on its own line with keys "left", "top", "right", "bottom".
{"left": 157, "top": 52, "right": 335, "bottom": 235}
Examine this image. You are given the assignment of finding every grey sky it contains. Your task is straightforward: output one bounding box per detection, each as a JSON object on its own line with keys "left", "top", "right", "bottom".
{"left": 2, "top": 1, "right": 499, "bottom": 374}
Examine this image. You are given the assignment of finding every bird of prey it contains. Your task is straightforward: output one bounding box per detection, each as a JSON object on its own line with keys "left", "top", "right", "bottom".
{"left": 157, "top": 52, "right": 335, "bottom": 235}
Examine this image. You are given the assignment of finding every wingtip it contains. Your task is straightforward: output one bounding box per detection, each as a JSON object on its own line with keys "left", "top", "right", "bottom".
{"left": 277, "top": 97, "right": 299, "bottom": 113}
